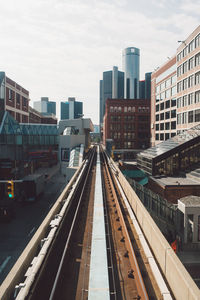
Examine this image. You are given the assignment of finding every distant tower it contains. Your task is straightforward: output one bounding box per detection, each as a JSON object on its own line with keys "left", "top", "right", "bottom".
{"left": 123, "top": 47, "right": 140, "bottom": 99}
{"left": 99, "top": 66, "right": 124, "bottom": 127}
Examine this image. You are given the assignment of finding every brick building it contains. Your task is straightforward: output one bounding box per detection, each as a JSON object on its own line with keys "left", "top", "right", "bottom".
{"left": 0, "top": 72, "right": 29, "bottom": 123}
{"left": 29, "top": 106, "right": 57, "bottom": 124}
{"left": 103, "top": 98, "right": 150, "bottom": 158}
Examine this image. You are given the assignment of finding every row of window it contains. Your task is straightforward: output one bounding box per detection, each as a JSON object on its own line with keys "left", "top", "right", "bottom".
{"left": 109, "top": 106, "right": 149, "bottom": 113}
{"left": 155, "top": 121, "right": 176, "bottom": 131}
{"left": 156, "top": 86, "right": 176, "bottom": 101}
{"left": 177, "top": 33, "right": 200, "bottom": 62}
{"left": 177, "top": 52, "right": 200, "bottom": 77}
{"left": 8, "top": 89, "right": 28, "bottom": 106}
{"left": 156, "top": 132, "right": 176, "bottom": 141}
{"left": 110, "top": 115, "right": 150, "bottom": 122}
{"left": 110, "top": 132, "right": 136, "bottom": 139}
{"left": 177, "top": 91, "right": 200, "bottom": 107}
{"left": 156, "top": 75, "right": 176, "bottom": 93}
{"left": 177, "top": 71, "right": 200, "bottom": 92}
{"left": 177, "top": 109, "right": 200, "bottom": 124}
{"left": 156, "top": 98, "right": 176, "bottom": 109}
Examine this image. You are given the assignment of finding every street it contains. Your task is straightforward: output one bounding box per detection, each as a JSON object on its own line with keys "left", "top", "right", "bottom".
{"left": 0, "top": 168, "right": 67, "bottom": 285}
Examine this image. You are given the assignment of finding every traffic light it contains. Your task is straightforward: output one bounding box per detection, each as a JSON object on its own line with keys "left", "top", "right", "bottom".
{"left": 6, "top": 180, "right": 14, "bottom": 198}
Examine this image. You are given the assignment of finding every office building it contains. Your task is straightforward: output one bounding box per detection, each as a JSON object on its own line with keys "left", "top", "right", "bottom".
{"left": 33, "top": 97, "right": 56, "bottom": 116}
{"left": 0, "top": 72, "right": 29, "bottom": 123}
{"left": 151, "top": 25, "right": 200, "bottom": 146}
{"left": 176, "top": 25, "right": 200, "bottom": 133}
{"left": 103, "top": 98, "right": 150, "bottom": 159}
{"left": 123, "top": 47, "right": 140, "bottom": 99}
{"left": 60, "top": 97, "right": 83, "bottom": 120}
{"left": 151, "top": 56, "right": 177, "bottom": 146}
{"left": 99, "top": 66, "right": 124, "bottom": 127}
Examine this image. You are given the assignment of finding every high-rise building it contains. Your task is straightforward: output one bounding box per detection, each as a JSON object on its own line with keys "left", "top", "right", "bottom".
{"left": 151, "top": 56, "right": 177, "bottom": 146}
{"left": 34, "top": 97, "right": 56, "bottom": 116}
{"left": 176, "top": 25, "right": 200, "bottom": 134}
{"left": 99, "top": 66, "right": 124, "bottom": 127}
{"left": 151, "top": 25, "right": 200, "bottom": 146}
{"left": 123, "top": 47, "right": 140, "bottom": 99}
{"left": 60, "top": 97, "right": 83, "bottom": 120}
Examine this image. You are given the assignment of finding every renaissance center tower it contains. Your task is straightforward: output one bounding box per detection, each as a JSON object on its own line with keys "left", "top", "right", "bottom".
{"left": 123, "top": 47, "right": 140, "bottom": 99}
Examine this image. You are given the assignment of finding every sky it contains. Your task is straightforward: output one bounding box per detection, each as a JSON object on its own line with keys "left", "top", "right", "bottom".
{"left": 0, "top": 0, "right": 199, "bottom": 124}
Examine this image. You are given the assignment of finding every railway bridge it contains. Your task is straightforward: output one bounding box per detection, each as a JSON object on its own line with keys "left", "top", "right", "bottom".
{"left": 0, "top": 145, "right": 200, "bottom": 300}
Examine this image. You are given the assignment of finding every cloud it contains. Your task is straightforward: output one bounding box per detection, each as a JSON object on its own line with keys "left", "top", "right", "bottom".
{"left": 0, "top": 0, "right": 199, "bottom": 123}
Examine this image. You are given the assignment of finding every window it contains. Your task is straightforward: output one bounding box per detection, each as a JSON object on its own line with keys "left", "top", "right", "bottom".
{"left": 160, "top": 92, "right": 165, "bottom": 101}
{"left": 177, "top": 97, "right": 182, "bottom": 108}
{"left": 177, "top": 65, "right": 182, "bottom": 77}
{"left": 166, "top": 78, "right": 171, "bottom": 88}
{"left": 165, "top": 89, "right": 170, "bottom": 98}
{"left": 156, "top": 86, "right": 160, "bottom": 93}
{"left": 171, "top": 121, "right": 176, "bottom": 129}
{"left": 160, "top": 123, "right": 164, "bottom": 131}
{"left": 8, "top": 89, "right": 12, "bottom": 100}
{"left": 165, "top": 133, "right": 170, "bottom": 140}
{"left": 195, "top": 109, "right": 200, "bottom": 122}
{"left": 177, "top": 82, "right": 182, "bottom": 92}
{"left": 165, "top": 111, "right": 170, "bottom": 119}
{"left": 156, "top": 114, "right": 159, "bottom": 121}
{"left": 177, "top": 52, "right": 182, "bottom": 62}
{"left": 177, "top": 113, "right": 181, "bottom": 125}
{"left": 160, "top": 113, "right": 164, "bottom": 120}
{"left": 195, "top": 34, "right": 200, "bottom": 48}
{"left": 182, "top": 112, "right": 187, "bottom": 124}
{"left": 160, "top": 82, "right": 165, "bottom": 91}
{"left": 189, "top": 57, "right": 194, "bottom": 70}
{"left": 195, "top": 71, "right": 200, "bottom": 85}
{"left": 156, "top": 134, "right": 159, "bottom": 140}
{"left": 165, "top": 122, "right": 170, "bottom": 130}
{"left": 195, "top": 90, "right": 200, "bottom": 103}
{"left": 171, "top": 86, "right": 176, "bottom": 96}
{"left": 188, "top": 39, "right": 195, "bottom": 52}
{"left": 188, "top": 111, "right": 194, "bottom": 123}
{"left": 124, "top": 106, "right": 127, "bottom": 112}
{"left": 183, "top": 46, "right": 188, "bottom": 57}
{"left": 188, "top": 75, "right": 194, "bottom": 88}
{"left": 16, "top": 93, "right": 20, "bottom": 105}
{"left": 165, "top": 100, "right": 170, "bottom": 109}
{"left": 183, "top": 61, "right": 188, "bottom": 73}
{"left": 160, "top": 133, "right": 164, "bottom": 140}
{"left": 156, "top": 104, "right": 159, "bottom": 112}
{"left": 171, "top": 109, "right": 176, "bottom": 118}
{"left": 188, "top": 93, "right": 194, "bottom": 105}
{"left": 156, "top": 124, "right": 159, "bottom": 131}
{"left": 110, "top": 106, "right": 114, "bottom": 112}
{"left": 183, "top": 95, "right": 187, "bottom": 107}
{"left": 171, "top": 98, "right": 176, "bottom": 107}
{"left": 160, "top": 102, "right": 164, "bottom": 111}
{"left": 183, "top": 78, "right": 188, "bottom": 90}
{"left": 171, "top": 75, "right": 176, "bottom": 84}
{"left": 195, "top": 53, "right": 200, "bottom": 66}
{"left": 23, "top": 97, "right": 27, "bottom": 106}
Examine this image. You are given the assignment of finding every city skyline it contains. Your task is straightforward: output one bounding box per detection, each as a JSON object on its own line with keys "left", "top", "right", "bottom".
{"left": 0, "top": 0, "right": 199, "bottom": 124}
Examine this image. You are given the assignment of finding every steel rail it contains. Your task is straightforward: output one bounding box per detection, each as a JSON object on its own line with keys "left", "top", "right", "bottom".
{"left": 102, "top": 150, "right": 149, "bottom": 300}
{"left": 49, "top": 147, "right": 96, "bottom": 300}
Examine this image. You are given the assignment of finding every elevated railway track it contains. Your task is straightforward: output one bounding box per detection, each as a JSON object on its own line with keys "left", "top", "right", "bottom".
{"left": 0, "top": 145, "right": 199, "bottom": 300}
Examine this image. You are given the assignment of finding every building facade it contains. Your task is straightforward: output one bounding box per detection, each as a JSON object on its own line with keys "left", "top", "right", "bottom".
{"left": 176, "top": 25, "right": 200, "bottom": 133}
{"left": 60, "top": 97, "right": 83, "bottom": 120}
{"left": 0, "top": 72, "right": 29, "bottom": 123}
{"left": 99, "top": 66, "right": 124, "bottom": 127}
{"left": 151, "top": 56, "right": 177, "bottom": 146}
{"left": 33, "top": 97, "right": 56, "bottom": 116}
{"left": 123, "top": 47, "right": 140, "bottom": 99}
{"left": 103, "top": 98, "right": 150, "bottom": 152}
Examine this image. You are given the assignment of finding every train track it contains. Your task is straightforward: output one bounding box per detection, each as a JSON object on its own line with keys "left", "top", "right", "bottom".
{"left": 14, "top": 146, "right": 163, "bottom": 300}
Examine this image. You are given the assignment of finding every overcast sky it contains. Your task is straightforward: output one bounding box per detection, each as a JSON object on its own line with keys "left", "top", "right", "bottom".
{"left": 0, "top": 0, "right": 199, "bottom": 124}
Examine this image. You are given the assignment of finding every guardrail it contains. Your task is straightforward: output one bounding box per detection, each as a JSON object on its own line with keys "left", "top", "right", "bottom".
{"left": 109, "top": 157, "right": 200, "bottom": 300}
{"left": 0, "top": 159, "right": 87, "bottom": 300}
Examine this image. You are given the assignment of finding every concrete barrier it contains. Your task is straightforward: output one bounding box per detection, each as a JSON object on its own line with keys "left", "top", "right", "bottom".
{"left": 111, "top": 158, "right": 200, "bottom": 300}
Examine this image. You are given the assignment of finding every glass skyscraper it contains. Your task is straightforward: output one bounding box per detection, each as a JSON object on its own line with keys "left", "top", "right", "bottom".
{"left": 123, "top": 47, "right": 140, "bottom": 99}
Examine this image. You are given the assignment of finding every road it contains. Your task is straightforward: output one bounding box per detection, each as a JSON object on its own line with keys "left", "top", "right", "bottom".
{"left": 0, "top": 168, "right": 67, "bottom": 285}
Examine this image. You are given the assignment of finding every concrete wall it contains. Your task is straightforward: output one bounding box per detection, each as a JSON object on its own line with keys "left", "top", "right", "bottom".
{"left": 110, "top": 158, "right": 200, "bottom": 300}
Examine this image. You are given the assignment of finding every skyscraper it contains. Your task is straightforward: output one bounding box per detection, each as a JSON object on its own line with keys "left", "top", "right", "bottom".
{"left": 60, "top": 97, "right": 83, "bottom": 120}
{"left": 99, "top": 66, "right": 124, "bottom": 126}
{"left": 123, "top": 47, "right": 140, "bottom": 99}
{"left": 34, "top": 97, "right": 56, "bottom": 115}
